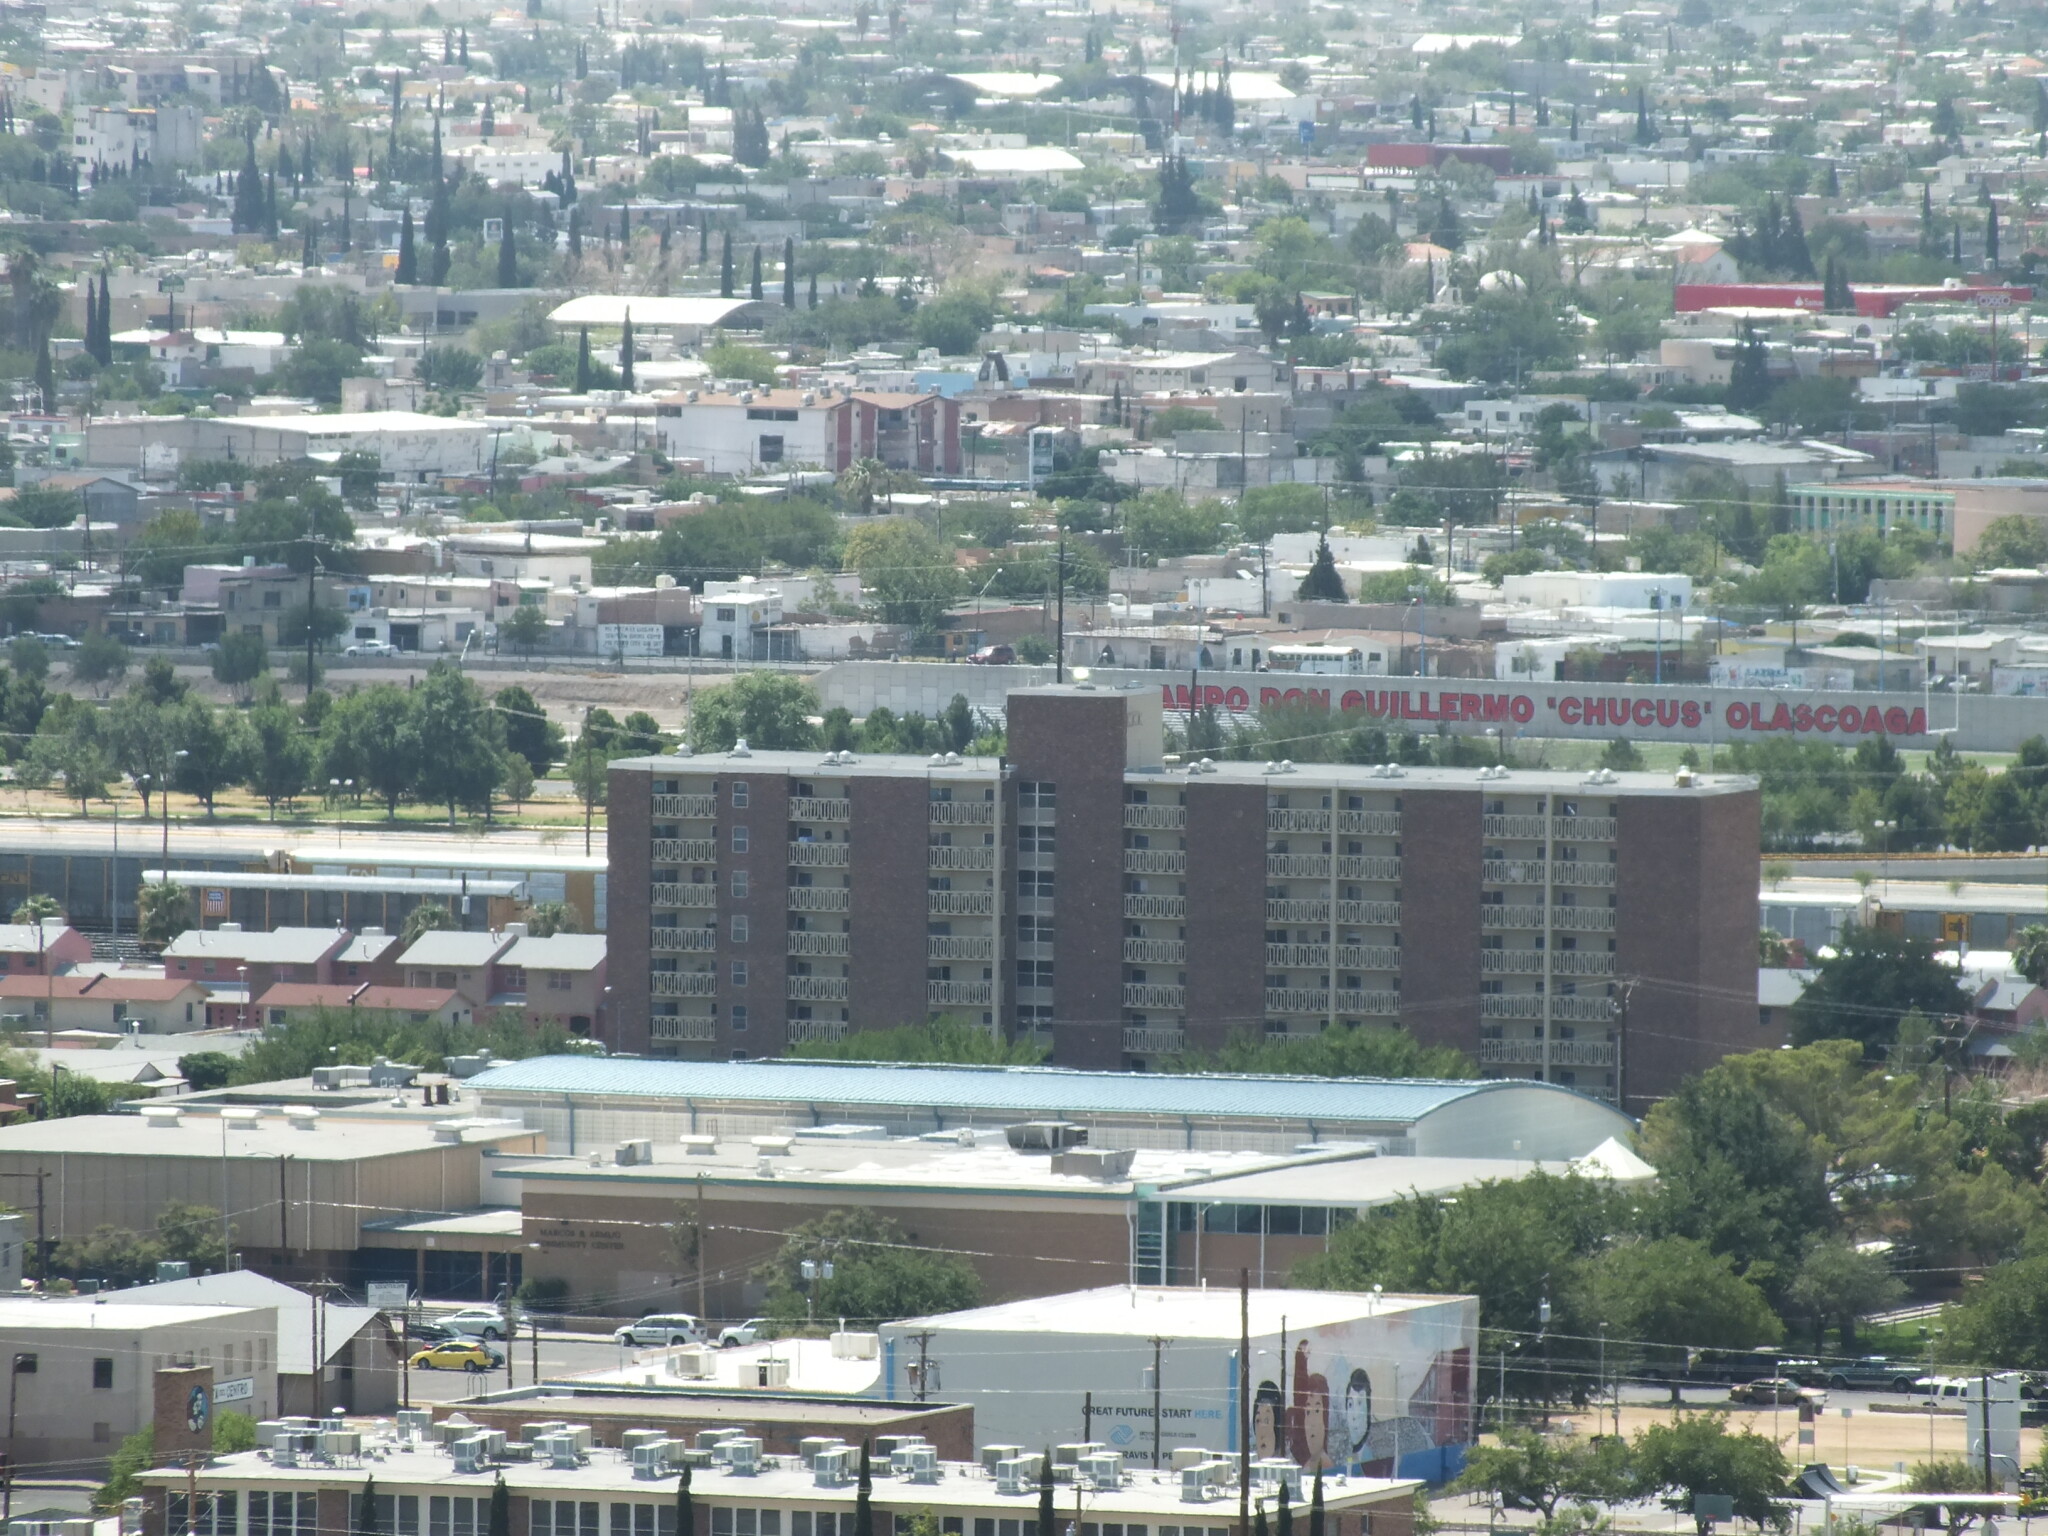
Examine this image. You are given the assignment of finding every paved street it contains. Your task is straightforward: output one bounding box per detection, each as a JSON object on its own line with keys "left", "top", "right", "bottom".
{"left": 398, "top": 1329, "right": 647, "bottom": 1406}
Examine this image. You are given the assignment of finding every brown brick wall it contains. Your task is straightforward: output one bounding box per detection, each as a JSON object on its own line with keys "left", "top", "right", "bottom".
{"left": 1009, "top": 693, "right": 1130, "bottom": 1068}
{"left": 1616, "top": 787, "right": 1760, "bottom": 1112}
{"left": 608, "top": 766, "right": 652, "bottom": 1055}
{"left": 849, "top": 776, "right": 934, "bottom": 1031}
{"left": 1184, "top": 780, "right": 1266, "bottom": 1052}
{"left": 721, "top": 773, "right": 791, "bottom": 1058}
{"left": 1400, "top": 790, "right": 1482, "bottom": 1060}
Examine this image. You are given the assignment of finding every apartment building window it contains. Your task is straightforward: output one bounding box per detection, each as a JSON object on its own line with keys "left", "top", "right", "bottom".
{"left": 731, "top": 781, "right": 750, "bottom": 807}
{"left": 730, "top": 961, "right": 748, "bottom": 987}
{"left": 1019, "top": 826, "right": 1056, "bottom": 855}
{"left": 731, "top": 871, "right": 749, "bottom": 898}
{"left": 1018, "top": 914, "right": 1053, "bottom": 944}
{"left": 1019, "top": 780, "right": 1056, "bottom": 810}
{"left": 1018, "top": 870, "right": 1054, "bottom": 898}
{"left": 731, "top": 915, "right": 749, "bottom": 943}
{"left": 731, "top": 825, "right": 749, "bottom": 852}
{"left": 731, "top": 1005, "right": 749, "bottom": 1032}
{"left": 1017, "top": 960, "right": 1054, "bottom": 989}
{"left": 92, "top": 1357, "right": 113, "bottom": 1388}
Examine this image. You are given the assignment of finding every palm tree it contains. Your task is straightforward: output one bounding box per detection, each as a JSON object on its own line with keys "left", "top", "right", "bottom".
{"left": 138, "top": 880, "right": 192, "bottom": 950}
{"left": 10, "top": 896, "right": 61, "bottom": 925}
{"left": 401, "top": 902, "right": 458, "bottom": 945}
{"left": 525, "top": 901, "right": 582, "bottom": 937}
{"left": 2015, "top": 924, "right": 2048, "bottom": 987}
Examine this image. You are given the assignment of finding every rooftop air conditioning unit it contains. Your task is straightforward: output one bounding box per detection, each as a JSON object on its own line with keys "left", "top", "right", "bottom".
{"left": 271, "top": 1440, "right": 298, "bottom": 1469}
{"left": 757, "top": 1356, "right": 789, "bottom": 1388}
{"left": 995, "top": 1458, "right": 1033, "bottom": 1496}
{"left": 1080, "top": 1454, "right": 1121, "bottom": 1490}
{"left": 902, "top": 1447, "right": 941, "bottom": 1485}
{"left": 622, "top": 1430, "right": 667, "bottom": 1456}
{"left": 397, "top": 1410, "right": 433, "bottom": 1441}
{"left": 633, "top": 1441, "right": 677, "bottom": 1479}
{"left": 615, "top": 1139, "right": 654, "bottom": 1166}
{"left": 725, "top": 1439, "right": 762, "bottom": 1476}
{"left": 320, "top": 1430, "right": 362, "bottom": 1460}
{"left": 669, "top": 1346, "right": 715, "bottom": 1379}
{"left": 451, "top": 1438, "right": 490, "bottom": 1474}
{"left": 814, "top": 1447, "right": 855, "bottom": 1487}
{"left": 982, "top": 1444, "right": 1026, "bottom": 1472}
{"left": 698, "top": 1429, "right": 745, "bottom": 1452}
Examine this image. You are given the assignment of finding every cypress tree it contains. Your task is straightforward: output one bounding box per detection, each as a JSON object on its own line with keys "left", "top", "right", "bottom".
{"left": 34, "top": 333, "right": 52, "bottom": 412}
{"left": 750, "top": 245, "right": 763, "bottom": 301}
{"left": 575, "top": 326, "right": 592, "bottom": 393}
{"left": 619, "top": 308, "right": 635, "bottom": 391}
{"left": 487, "top": 1477, "right": 509, "bottom": 1536}
{"left": 302, "top": 217, "right": 317, "bottom": 269}
{"left": 1254, "top": 1504, "right": 1269, "bottom": 1536}
{"left": 852, "top": 1445, "right": 872, "bottom": 1536}
{"left": 431, "top": 234, "right": 450, "bottom": 285}
{"left": 1308, "top": 1473, "right": 1324, "bottom": 1536}
{"left": 264, "top": 169, "right": 278, "bottom": 238}
{"left": 1036, "top": 1455, "right": 1054, "bottom": 1536}
{"left": 498, "top": 209, "right": 518, "bottom": 286}
{"left": 232, "top": 135, "right": 263, "bottom": 232}
{"left": 568, "top": 207, "right": 582, "bottom": 260}
{"left": 1277, "top": 1482, "right": 1292, "bottom": 1536}
{"left": 676, "top": 1469, "right": 694, "bottom": 1536}
{"left": 1297, "top": 535, "right": 1347, "bottom": 601}
{"left": 1988, "top": 199, "right": 2001, "bottom": 266}
{"left": 98, "top": 271, "right": 112, "bottom": 361}
{"left": 699, "top": 222, "right": 709, "bottom": 263}
{"left": 808, "top": 273, "right": 818, "bottom": 309}
{"left": 396, "top": 207, "right": 417, "bottom": 284}
{"left": 782, "top": 236, "right": 796, "bottom": 307}
{"left": 720, "top": 231, "right": 734, "bottom": 297}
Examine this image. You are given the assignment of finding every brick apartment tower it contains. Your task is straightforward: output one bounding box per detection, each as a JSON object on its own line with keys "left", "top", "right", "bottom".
{"left": 610, "top": 686, "right": 1760, "bottom": 1110}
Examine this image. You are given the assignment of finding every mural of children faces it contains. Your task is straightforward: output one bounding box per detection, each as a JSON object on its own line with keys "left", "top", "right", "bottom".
{"left": 1254, "top": 1381, "right": 1284, "bottom": 1459}
{"left": 1342, "top": 1368, "right": 1372, "bottom": 1462}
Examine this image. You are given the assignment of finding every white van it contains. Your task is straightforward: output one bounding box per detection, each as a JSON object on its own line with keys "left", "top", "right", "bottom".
{"left": 612, "top": 1313, "right": 707, "bottom": 1347}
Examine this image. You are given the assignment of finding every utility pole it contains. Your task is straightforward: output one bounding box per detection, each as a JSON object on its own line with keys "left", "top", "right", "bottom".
{"left": 695, "top": 1172, "right": 708, "bottom": 1324}
{"left": 1148, "top": 1336, "right": 1169, "bottom": 1469}
{"left": 1055, "top": 530, "right": 1066, "bottom": 684}
{"left": 1238, "top": 1270, "right": 1250, "bottom": 1536}
{"left": 302, "top": 529, "right": 327, "bottom": 701}
{"left": 909, "top": 1330, "right": 937, "bottom": 1402}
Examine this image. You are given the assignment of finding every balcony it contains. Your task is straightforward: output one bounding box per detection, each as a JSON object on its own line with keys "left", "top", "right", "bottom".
{"left": 929, "top": 846, "right": 996, "bottom": 872}
{"left": 652, "top": 883, "right": 717, "bottom": 909}
{"left": 1479, "top": 1038, "right": 1617, "bottom": 1067}
{"left": 929, "top": 980, "right": 994, "bottom": 1007}
{"left": 1481, "top": 905, "right": 1545, "bottom": 930}
{"left": 1483, "top": 814, "right": 1549, "bottom": 840}
{"left": 788, "top": 976, "right": 850, "bottom": 1003}
{"left": 1551, "top": 861, "right": 1616, "bottom": 888}
{"left": 654, "top": 839, "right": 718, "bottom": 865}
{"left": 930, "top": 801, "right": 996, "bottom": 826}
{"left": 929, "top": 889, "right": 995, "bottom": 917}
{"left": 1553, "top": 907, "right": 1617, "bottom": 932}
{"left": 1337, "top": 810, "right": 1401, "bottom": 836}
{"left": 1124, "top": 849, "right": 1187, "bottom": 876}
{"left": 787, "top": 887, "right": 851, "bottom": 913}
{"left": 1266, "top": 898, "right": 1328, "bottom": 924}
{"left": 1268, "top": 808, "right": 1330, "bottom": 833}
{"left": 1122, "top": 983, "right": 1185, "bottom": 1011}
{"left": 1265, "top": 987, "right": 1331, "bottom": 1015}
{"left": 1124, "top": 938, "right": 1186, "bottom": 965}
{"left": 1333, "top": 990, "right": 1401, "bottom": 1016}
{"left": 1339, "top": 945, "right": 1402, "bottom": 971}
{"left": 1336, "top": 900, "right": 1401, "bottom": 926}
{"left": 1483, "top": 859, "right": 1548, "bottom": 886}
{"left": 1340, "top": 856, "right": 1401, "bottom": 882}
{"left": 1552, "top": 994, "right": 1618, "bottom": 1022}
{"left": 788, "top": 841, "right": 850, "bottom": 867}
{"left": 1555, "top": 815, "right": 1616, "bottom": 841}
{"left": 1123, "top": 894, "right": 1186, "bottom": 920}
{"left": 1480, "top": 950, "right": 1546, "bottom": 974}
{"left": 651, "top": 1015, "right": 716, "bottom": 1042}
{"left": 652, "top": 927, "right": 716, "bottom": 953}
{"left": 929, "top": 935, "right": 995, "bottom": 962}
{"left": 1267, "top": 853, "right": 1329, "bottom": 880}
{"left": 653, "top": 793, "right": 717, "bottom": 820}
{"left": 789, "top": 796, "right": 851, "bottom": 823}
{"left": 788, "top": 931, "right": 850, "bottom": 958}
{"left": 1122, "top": 1026, "right": 1186, "bottom": 1054}
{"left": 1269, "top": 942, "right": 1328, "bottom": 969}
{"left": 1123, "top": 804, "right": 1186, "bottom": 830}
{"left": 1552, "top": 951, "right": 1614, "bottom": 977}
{"left": 651, "top": 972, "right": 717, "bottom": 997}
{"left": 788, "top": 1019, "right": 849, "bottom": 1044}
{"left": 1479, "top": 994, "right": 1546, "bottom": 1019}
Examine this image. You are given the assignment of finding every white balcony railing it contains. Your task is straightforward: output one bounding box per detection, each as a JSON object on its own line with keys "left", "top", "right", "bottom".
{"left": 789, "top": 796, "right": 851, "bottom": 822}
{"left": 1483, "top": 814, "right": 1549, "bottom": 840}
{"left": 1552, "top": 951, "right": 1614, "bottom": 976}
{"left": 652, "top": 927, "right": 716, "bottom": 953}
{"left": 1551, "top": 861, "right": 1616, "bottom": 888}
{"left": 929, "top": 980, "right": 994, "bottom": 1007}
{"left": 1122, "top": 983, "right": 1185, "bottom": 1010}
{"left": 788, "top": 841, "right": 850, "bottom": 867}
{"left": 788, "top": 931, "right": 850, "bottom": 958}
{"left": 1124, "top": 939, "right": 1187, "bottom": 965}
{"left": 788, "top": 1019, "right": 849, "bottom": 1043}
{"left": 1553, "top": 907, "right": 1617, "bottom": 932}
{"left": 1265, "top": 987, "right": 1331, "bottom": 1015}
{"left": 929, "top": 846, "right": 996, "bottom": 872}
{"left": 1337, "top": 856, "right": 1402, "bottom": 882}
{"left": 928, "top": 889, "right": 996, "bottom": 917}
{"left": 1122, "top": 1027, "right": 1186, "bottom": 1054}
{"left": 651, "top": 1015, "right": 717, "bottom": 1041}
{"left": 1267, "top": 854, "right": 1331, "bottom": 880}
{"left": 1338, "top": 945, "right": 1402, "bottom": 971}
{"left": 788, "top": 976, "right": 850, "bottom": 1002}
{"left": 652, "top": 883, "right": 717, "bottom": 909}
{"left": 1555, "top": 816, "right": 1617, "bottom": 840}
{"left": 1480, "top": 950, "right": 1546, "bottom": 974}
{"left": 653, "top": 794, "right": 717, "bottom": 820}
{"left": 1268, "top": 943, "right": 1328, "bottom": 969}
{"left": 1479, "top": 994, "right": 1546, "bottom": 1019}
{"left": 1123, "top": 804, "right": 1187, "bottom": 830}
{"left": 787, "top": 887, "right": 851, "bottom": 913}
{"left": 929, "top": 935, "right": 996, "bottom": 962}
{"left": 1268, "top": 808, "right": 1330, "bottom": 833}
{"left": 1552, "top": 994, "right": 1618, "bottom": 1022}
{"left": 1479, "top": 1038, "right": 1617, "bottom": 1067}
{"left": 929, "top": 801, "right": 996, "bottom": 826}
{"left": 653, "top": 839, "right": 719, "bottom": 865}
{"left": 1124, "top": 849, "right": 1187, "bottom": 876}
{"left": 1266, "top": 899, "right": 1328, "bottom": 924}
{"left": 1124, "top": 895, "right": 1187, "bottom": 920}
{"left": 651, "top": 972, "right": 717, "bottom": 997}
{"left": 1337, "top": 900, "right": 1401, "bottom": 926}
{"left": 1483, "top": 860, "right": 1548, "bottom": 886}
{"left": 1481, "top": 905, "right": 1545, "bottom": 929}
{"left": 1337, "top": 810, "right": 1401, "bottom": 836}
{"left": 1333, "top": 990, "right": 1401, "bottom": 1016}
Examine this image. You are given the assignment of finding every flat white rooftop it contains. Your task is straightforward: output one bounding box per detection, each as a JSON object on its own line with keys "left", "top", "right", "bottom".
{"left": 889, "top": 1284, "right": 1458, "bottom": 1338}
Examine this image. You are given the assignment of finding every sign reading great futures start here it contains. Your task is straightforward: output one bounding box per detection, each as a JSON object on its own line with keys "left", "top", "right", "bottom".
{"left": 1163, "top": 681, "right": 1932, "bottom": 742}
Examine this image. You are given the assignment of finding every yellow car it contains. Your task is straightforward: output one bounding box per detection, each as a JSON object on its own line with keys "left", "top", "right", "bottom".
{"left": 409, "top": 1340, "right": 499, "bottom": 1372}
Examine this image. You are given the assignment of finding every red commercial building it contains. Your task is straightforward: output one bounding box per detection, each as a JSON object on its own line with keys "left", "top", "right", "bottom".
{"left": 1675, "top": 281, "right": 2033, "bottom": 317}
{"left": 608, "top": 686, "right": 1760, "bottom": 1112}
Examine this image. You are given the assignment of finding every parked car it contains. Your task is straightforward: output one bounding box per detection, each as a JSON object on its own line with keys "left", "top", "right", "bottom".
{"left": 344, "top": 640, "right": 396, "bottom": 657}
{"left": 1824, "top": 1357, "right": 1925, "bottom": 1392}
{"left": 409, "top": 1340, "right": 500, "bottom": 1372}
{"left": 1732, "top": 1377, "right": 1821, "bottom": 1406}
{"left": 967, "top": 645, "right": 1015, "bottom": 665}
{"left": 718, "top": 1319, "right": 768, "bottom": 1348}
{"left": 612, "top": 1313, "right": 707, "bottom": 1348}
{"left": 403, "top": 1317, "right": 458, "bottom": 1344}
{"left": 439, "top": 1306, "right": 508, "bottom": 1340}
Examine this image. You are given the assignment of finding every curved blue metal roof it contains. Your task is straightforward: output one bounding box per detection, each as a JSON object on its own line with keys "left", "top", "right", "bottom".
{"left": 465, "top": 1056, "right": 1529, "bottom": 1125}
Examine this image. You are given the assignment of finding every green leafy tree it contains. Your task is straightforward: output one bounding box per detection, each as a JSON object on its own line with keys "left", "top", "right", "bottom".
{"left": 1630, "top": 1414, "right": 1790, "bottom": 1536}
{"left": 1454, "top": 1431, "right": 1636, "bottom": 1521}
{"left": 326, "top": 685, "right": 421, "bottom": 818}
{"left": 1572, "top": 1236, "right": 1782, "bottom": 1390}
{"left": 2013, "top": 924, "right": 2048, "bottom": 987}
{"left": 177, "top": 1051, "right": 234, "bottom": 1091}
{"left": 687, "top": 673, "right": 822, "bottom": 752}
{"left": 500, "top": 603, "right": 549, "bottom": 655}
{"left": 1788, "top": 926, "right": 1973, "bottom": 1058}
{"left": 786, "top": 1018, "right": 1049, "bottom": 1065}
{"left": 211, "top": 632, "right": 270, "bottom": 700}
{"left": 178, "top": 703, "right": 254, "bottom": 815}
{"left": 138, "top": 880, "right": 192, "bottom": 950}
{"left": 1178, "top": 1024, "right": 1472, "bottom": 1079}
{"left": 494, "top": 685, "right": 564, "bottom": 774}
{"left": 70, "top": 630, "right": 128, "bottom": 696}
{"left": 844, "top": 518, "right": 962, "bottom": 629}
{"left": 1971, "top": 515, "right": 2048, "bottom": 571}
{"left": 758, "top": 1209, "right": 981, "bottom": 1328}
{"left": 245, "top": 701, "right": 313, "bottom": 816}
{"left": 411, "top": 662, "right": 502, "bottom": 824}
{"left": 499, "top": 751, "right": 535, "bottom": 812}
{"left": 1785, "top": 1237, "right": 1902, "bottom": 1350}
{"left": 1296, "top": 535, "right": 1348, "bottom": 601}
{"left": 402, "top": 902, "right": 458, "bottom": 945}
